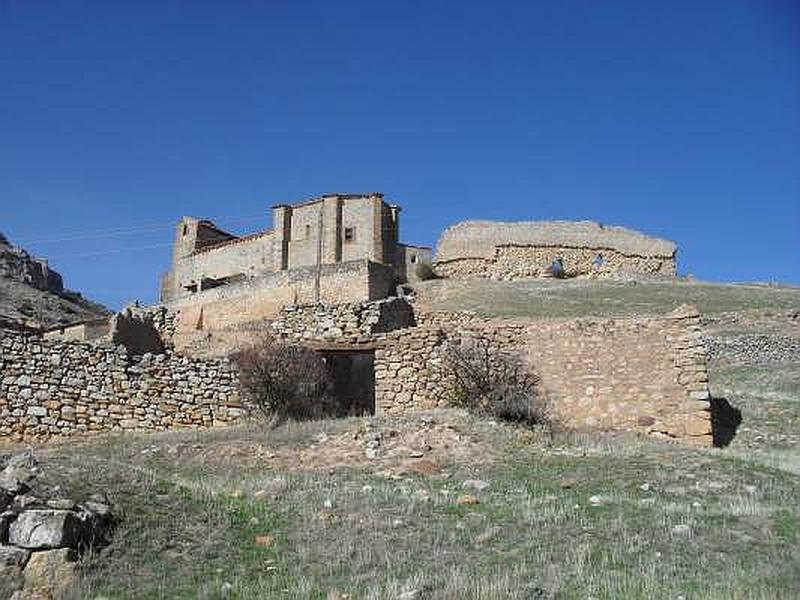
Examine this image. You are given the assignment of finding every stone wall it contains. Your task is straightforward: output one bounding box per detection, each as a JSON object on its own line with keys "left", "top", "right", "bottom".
{"left": 437, "top": 245, "right": 676, "bottom": 279}
{"left": 0, "top": 333, "right": 242, "bottom": 441}
{"left": 161, "top": 193, "right": 419, "bottom": 303}
{"left": 271, "top": 298, "right": 414, "bottom": 342}
{"left": 171, "top": 297, "right": 414, "bottom": 358}
{"left": 2, "top": 299, "right": 711, "bottom": 445}
{"left": 435, "top": 220, "right": 677, "bottom": 280}
{"left": 167, "top": 260, "right": 397, "bottom": 347}
{"left": 376, "top": 306, "right": 711, "bottom": 445}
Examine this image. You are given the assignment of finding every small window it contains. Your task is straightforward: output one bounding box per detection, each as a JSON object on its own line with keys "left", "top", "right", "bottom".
{"left": 182, "top": 223, "right": 189, "bottom": 237}
{"left": 344, "top": 227, "right": 355, "bottom": 242}
{"left": 305, "top": 224, "right": 311, "bottom": 238}
{"left": 411, "top": 254, "right": 417, "bottom": 264}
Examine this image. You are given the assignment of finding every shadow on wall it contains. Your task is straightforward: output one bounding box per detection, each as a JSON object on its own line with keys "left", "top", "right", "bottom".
{"left": 710, "top": 397, "right": 742, "bottom": 448}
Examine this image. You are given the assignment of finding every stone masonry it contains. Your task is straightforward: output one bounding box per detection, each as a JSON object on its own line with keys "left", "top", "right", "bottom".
{"left": 376, "top": 305, "right": 712, "bottom": 445}
{"left": 160, "top": 192, "right": 432, "bottom": 303}
{"left": 0, "top": 333, "right": 242, "bottom": 440}
{"left": 435, "top": 220, "right": 677, "bottom": 279}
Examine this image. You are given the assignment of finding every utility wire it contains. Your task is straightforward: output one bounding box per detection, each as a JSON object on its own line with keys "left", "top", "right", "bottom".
{"left": 53, "top": 242, "right": 175, "bottom": 259}
{"left": 15, "top": 212, "right": 270, "bottom": 245}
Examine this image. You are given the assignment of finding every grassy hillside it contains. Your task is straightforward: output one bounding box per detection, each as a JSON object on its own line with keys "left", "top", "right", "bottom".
{"left": 414, "top": 278, "right": 800, "bottom": 320}
{"left": 2, "top": 279, "right": 798, "bottom": 599}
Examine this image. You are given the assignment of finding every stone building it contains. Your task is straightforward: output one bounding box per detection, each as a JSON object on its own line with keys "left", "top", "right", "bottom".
{"left": 435, "top": 220, "right": 677, "bottom": 279}
{"left": 159, "top": 193, "right": 431, "bottom": 333}
{"left": 161, "top": 192, "right": 431, "bottom": 302}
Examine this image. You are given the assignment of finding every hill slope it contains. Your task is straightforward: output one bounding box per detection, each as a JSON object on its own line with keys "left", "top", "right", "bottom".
{"left": 0, "top": 231, "right": 109, "bottom": 330}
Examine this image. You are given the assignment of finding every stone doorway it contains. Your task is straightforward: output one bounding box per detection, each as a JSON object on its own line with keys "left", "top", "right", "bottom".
{"left": 320, "top": 349, "right": 375, "bottom": 416}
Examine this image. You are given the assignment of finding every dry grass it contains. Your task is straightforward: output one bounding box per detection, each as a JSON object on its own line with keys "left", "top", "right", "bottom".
{"left": 3, "top": 279, "right": 797, "bottom": 599}
{"left": 414, "top": 278, "right": 800, "bottom": 319}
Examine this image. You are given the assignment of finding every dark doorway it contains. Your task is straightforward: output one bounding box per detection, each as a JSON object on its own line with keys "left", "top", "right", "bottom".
{"left": 321, "top": 350, "right": 375, "bottom": 416}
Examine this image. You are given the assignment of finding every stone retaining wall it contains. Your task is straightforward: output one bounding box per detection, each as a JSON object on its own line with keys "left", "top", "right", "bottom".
{"left": 0, "top": 333, "right": 242, "bottom": 440}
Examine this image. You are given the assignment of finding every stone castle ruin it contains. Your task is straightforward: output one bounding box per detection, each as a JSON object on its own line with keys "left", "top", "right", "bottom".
{"left": 159, "top": 192, "right": 431, "bottom": 335}
{"left": 1, "top": 192, "right": 714, "bottom": 446}
{"left": 435, "top": 220, "right": 677, "bottom": 280}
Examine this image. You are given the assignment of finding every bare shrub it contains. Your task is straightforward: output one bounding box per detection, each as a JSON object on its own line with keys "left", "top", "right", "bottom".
{"left": 440, "top": 334, "right": 552, "bottom": 428}
{"left": 232, "top": 337, "right": 334, "bottom": 424}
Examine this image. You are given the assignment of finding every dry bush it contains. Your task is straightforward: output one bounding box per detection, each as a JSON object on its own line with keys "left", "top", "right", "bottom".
{"left": 441, "top": 334, "right": 552, "bottom": 428}
{"left": 232, "top": 336, "right": 334, "bottom": 424}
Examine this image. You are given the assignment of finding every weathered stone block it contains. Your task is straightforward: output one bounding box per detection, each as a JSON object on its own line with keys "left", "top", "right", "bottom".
{"left": 0, "top": 564, "right": 24, "bottom": 598}
{"left": 8, "top": 510, "right": 83, "bottom": 550}
{"left": 22, "top": 547, "right": 77, "bottom": 597}
{"left": 0, "top": 545, "right": 30, "bottom": 567}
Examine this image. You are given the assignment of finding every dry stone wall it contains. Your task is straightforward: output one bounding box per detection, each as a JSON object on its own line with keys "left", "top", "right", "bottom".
{"left": 0, "top": 333, "right": 242, "bottom": 441}
{"left": 2, "top": 295, "right": 711, "bottom": 445}
{"left": 377, "top": 306, "right": 712, "bottom": 445}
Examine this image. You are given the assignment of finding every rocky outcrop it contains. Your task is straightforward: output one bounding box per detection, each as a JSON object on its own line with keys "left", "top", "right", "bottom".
{"left": 0, "top": 232, "right": 109, "bottom": 332}
{"left": 0, "top": 234, "right": 62, "bottom": 294}
{"left": 0, "top": 450, "right": 115, "bottom": 599}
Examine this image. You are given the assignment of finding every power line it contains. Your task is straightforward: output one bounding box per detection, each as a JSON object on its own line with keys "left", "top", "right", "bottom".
{"left": 51, "top": 242, "right": 175, "bottom": 259}
{"left": 14, "top": 212, "right": 270, "bottom": 245}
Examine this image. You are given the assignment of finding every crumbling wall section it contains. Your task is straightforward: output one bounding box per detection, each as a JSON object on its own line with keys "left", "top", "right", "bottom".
{"left": 0, "top": 333, "right": 242, "bottom": 440}
{"left": 377, "top": 306, "right": 711, "bottom": 445}
{"left": 437, "top": 245, "right": 676, "bottom": 279}
{"left": 167, "top": 260, "right": 394, "bottom": 344}
{"left": 435, "top": 220, "right": 677, "bottom": 280}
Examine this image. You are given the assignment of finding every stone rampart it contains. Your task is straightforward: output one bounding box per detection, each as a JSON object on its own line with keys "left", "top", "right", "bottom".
{"left": 435, "top": 220, "right": 677, "bottom": 279}
{"left": 0, "top": 333, "right": 242, "bottom": 441}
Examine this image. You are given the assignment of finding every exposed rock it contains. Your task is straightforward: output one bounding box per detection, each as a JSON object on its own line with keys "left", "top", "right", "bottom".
{"left": 9, "top": 511, "right": 84, "bottom": 550}
{"left": 0, "top": 545, "right": 30, "bottom": 567}
{"left": 456, "top": 494, "right": 479, "bottom": 506}
{"left": 0, "top": 451, "right": 117, "bottom": 598}
{"left": 0, "top": 564, "right": 25, "bottom": 598}
{"left": 22, "top": 548, "right": 77, "bottom": 597}
{"left": 0, "top": 232, "right": 109, "bottom": 332}
{"left": 671, "top": 524, "right": 691, "bottom": 536}
{"left": 462, "top": 479, "right": 489, "bottom": 491}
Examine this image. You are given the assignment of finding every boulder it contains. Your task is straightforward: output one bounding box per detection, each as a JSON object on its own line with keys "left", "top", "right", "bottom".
{"left": 0, "top": 474, "right": 28, "bottom": 497}
{"left": 0, "top": 564, "right": 25, "bottom": 599}
{"left": 22, "top": 548, "right": 77, "bottom": 597}
{"left": 0, "top": 545, "right": 30, "bottom": 567}
{"left": 8, "top": 511, "right": 83, "bottom": 550}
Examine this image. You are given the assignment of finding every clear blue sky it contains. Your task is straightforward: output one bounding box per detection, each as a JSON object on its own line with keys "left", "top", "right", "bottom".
{"left": 2, "top": 0, "right": 798, "bottom": 309}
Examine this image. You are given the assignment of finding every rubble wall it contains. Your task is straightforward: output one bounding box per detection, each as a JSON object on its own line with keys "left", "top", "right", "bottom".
{"left": 0, "top": 333, "right": 242, "bottom": 441}
{"left": 376, "top": 306, "right": 711, "bottom": 445}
